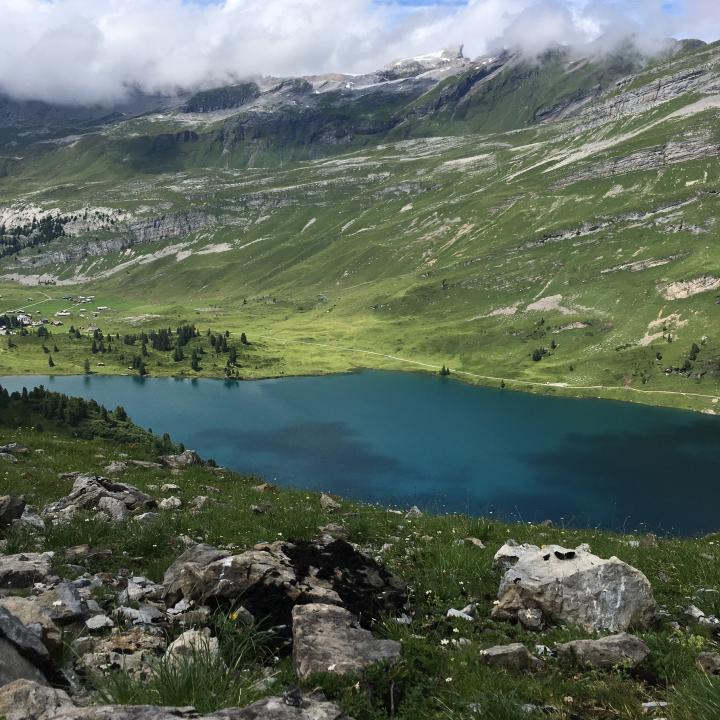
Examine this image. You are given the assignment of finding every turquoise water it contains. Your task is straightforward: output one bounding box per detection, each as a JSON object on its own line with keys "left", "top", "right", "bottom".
{"left": 2, "top": 372, "right": 719, "bottom": 534}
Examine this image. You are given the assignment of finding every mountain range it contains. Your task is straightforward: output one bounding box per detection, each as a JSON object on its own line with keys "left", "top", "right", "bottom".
{"left": 0, "top": 37, "right": 719, "bottom": 412}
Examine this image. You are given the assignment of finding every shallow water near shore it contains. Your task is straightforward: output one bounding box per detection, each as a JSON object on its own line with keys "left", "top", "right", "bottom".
{"left": 2, "top": 371, "right": 719, "bottom": 534}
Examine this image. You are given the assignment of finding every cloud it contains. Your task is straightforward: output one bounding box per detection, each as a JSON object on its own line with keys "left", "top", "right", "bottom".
{"left": 0, "top": 0, "right": 714, "bottom": 106}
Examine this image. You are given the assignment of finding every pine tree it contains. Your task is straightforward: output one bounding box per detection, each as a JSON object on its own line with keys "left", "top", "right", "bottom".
{"left": 48, "top": 354, "right": 55, "bottom": 368}
{"left": 83, "top": 358, "right": 91, "bottom": 374}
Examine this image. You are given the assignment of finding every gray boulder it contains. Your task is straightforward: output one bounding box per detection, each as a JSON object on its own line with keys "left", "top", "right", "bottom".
{"left": 479, "top": 643, "right": 543, "bottom": 672}
{"left": 557, "top": 633, "right": 650, "bottom": 669}
{"left": 492, "top": 544, "right": 658, "bottom": 632}
{"left": 0, "top": 553, "right": 54, "bottom": 590}
{"left": 163, "top": 538, "right": 406, "bottom": 628}
{"left": 292, "top": 603, "right": 401, "bottom": 680}
{"left": 0, "top": 680, "right": 350, "bottom": 719}
{"left": 0, "top": 496, "right": 26, "bottom": 527}
{"left": 42, "top": 475, "right": 155, "bottom": 523}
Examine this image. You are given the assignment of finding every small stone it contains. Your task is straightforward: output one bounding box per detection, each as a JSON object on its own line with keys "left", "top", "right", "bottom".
{"left": 480, "top": 643, "right": 543, "bottom": 672}
{"left": 447, "top": 607, "right": 475, "bottom": 622}
{"left": 464, "top": 537, "right": 486, "bottom": 549}
{"left": 318, "top": 523, "right": 349, "bottom": 539}
{"left": 557, "top": 633, "right": 650, "bottom": 669}
{"left": 134, "top": 512, "right": 161, "bottom": 524}
{"left": 158, "top": 496, "right": 182, "bottom": 511}
{"left": 160, "top": 483, "right": 181, "bottom": 493}
{"left": 165, "top": 628, "right": 219, "bottom": 666}
{"left": 251, "top": 502, "right": 274, "bottom": 514}
{"left": 518, "top": 608, "right": 543, "bottom": 630}
{"left": 189, "top": 496, "right": 212, "bottom": 510}
{"left": 64, "top": 545, "right": 112, "bottom": 563}
{"left": 404, "top": 505, "right": 423, "bottom": 519}
{"left": 104, "top": 461, "right": 127, "bottom": 475}
{"left": 160, "top": 450, "right": 203, "bottom": 469}
{"left": 85, "top": 615, "right": 114, "bottom": 631}
{"left": 320, "top": 493, "right": 341, "bottom": 512}
{"left": 253, "top": 483, "right": 274, "bottom": 493}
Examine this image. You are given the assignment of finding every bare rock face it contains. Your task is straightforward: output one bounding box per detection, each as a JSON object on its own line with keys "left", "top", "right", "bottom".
{"left": 0, "top": 553, "right": 54, "bottom": 590}
{"left": 479, "top": 643, "right": 544, "bottom": 672}
{"left": 0, "top": 496, "right": 26, "bottom": 527}
{"left": 0, "top": 680, "right": 351, "bottom": 719}
{"left": 292, "top": 603, "right": 401, "bottom": 680}
{"left": 492, "top": 544, "right": 658, "bottom": 633}
{"left": 557, "top": 633, "right": 650, "bottom": 669}
{"left": 42, "top": 475, "right": 155, "bottom": 523}
{"left": 163, "top": 538, "right": 406, "bottom": 628}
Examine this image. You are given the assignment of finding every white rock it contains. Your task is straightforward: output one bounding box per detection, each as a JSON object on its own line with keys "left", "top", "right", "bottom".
{"left": 164, "top": 628, "right": 219, "bottom": 666}
{"left": 158, "top": 497, "right": 182, "bottom": 511}
{"left": 85, "top": 615, "right": 114, "bottom": 631}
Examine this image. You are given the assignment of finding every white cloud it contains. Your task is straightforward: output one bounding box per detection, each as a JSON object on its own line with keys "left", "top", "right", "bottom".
{"left": 0, "top": 0, "right": 714, "bottom": 105}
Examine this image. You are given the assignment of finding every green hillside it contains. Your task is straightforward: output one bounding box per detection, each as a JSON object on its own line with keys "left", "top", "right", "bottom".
{"left": 1, "top": 41, "right": 719, "bottom": 412}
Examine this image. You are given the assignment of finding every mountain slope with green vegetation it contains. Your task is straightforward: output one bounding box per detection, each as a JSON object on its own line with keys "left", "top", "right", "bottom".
{"left": 0, "top": 40, "right": 719, "bottom": 412}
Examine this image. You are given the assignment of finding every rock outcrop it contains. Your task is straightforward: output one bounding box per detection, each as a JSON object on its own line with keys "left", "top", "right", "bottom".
{"left": 491, "top": 544, "right": 658, "bottom": 632}
{"left": 42, "top": 475, "right": 155, "bottom": 523}
{"left": 162, "top": 538, "right": 406, "bottom": 627}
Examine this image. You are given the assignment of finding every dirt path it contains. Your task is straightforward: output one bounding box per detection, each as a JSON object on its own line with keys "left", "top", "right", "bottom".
{"left": 259, "top": 334, "right": 720, "bottom": 404}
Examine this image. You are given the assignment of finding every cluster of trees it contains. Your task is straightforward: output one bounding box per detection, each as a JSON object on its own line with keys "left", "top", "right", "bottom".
{"left": 0, "top": 215, "right": 67, "bottom": 259}
{"left": 0, "top": 384, "right": 180, "bottom": 453}
{"left": 17, "top": 321, "right": 252, "bottom": 377}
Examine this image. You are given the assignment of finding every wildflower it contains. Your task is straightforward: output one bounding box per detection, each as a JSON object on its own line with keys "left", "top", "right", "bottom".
{"left": 445, "top": 677, "right": 453, "bottom": 683}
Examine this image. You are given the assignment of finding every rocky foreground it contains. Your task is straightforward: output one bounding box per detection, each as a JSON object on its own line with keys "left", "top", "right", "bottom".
{"left": 1, "top": 436, "right": 720, "bottom": 719}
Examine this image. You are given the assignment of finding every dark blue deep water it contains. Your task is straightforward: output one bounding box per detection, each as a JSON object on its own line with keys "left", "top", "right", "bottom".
{"left": 2, "top": 372, "right": 719, "bottom": 534}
